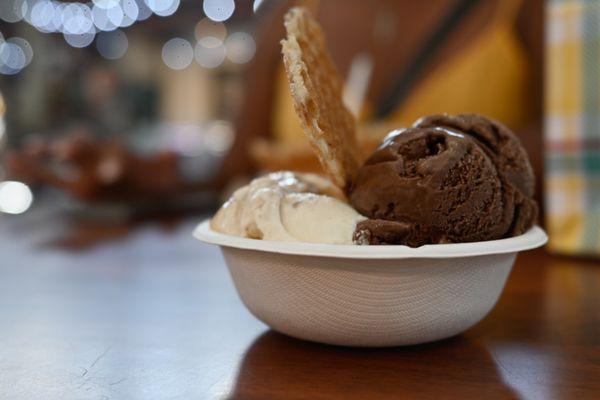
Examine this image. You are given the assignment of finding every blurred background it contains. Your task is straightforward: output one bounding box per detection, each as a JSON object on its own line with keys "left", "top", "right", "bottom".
{"left": 0, "top": 0, "right": 597, "bottom": 257}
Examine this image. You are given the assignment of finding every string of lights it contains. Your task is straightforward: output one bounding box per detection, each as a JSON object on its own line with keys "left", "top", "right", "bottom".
{"left": 0, "top": 0, "right": 257, "bottom": 75}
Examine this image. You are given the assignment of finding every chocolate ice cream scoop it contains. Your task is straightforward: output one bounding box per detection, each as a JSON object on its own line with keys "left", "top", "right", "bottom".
{"left": 415, "top": 114, "right": 538, "bottom": 237}
{"left": 350, "top": 114, "right": 538, "bottom": 246}
{"left": 414, "top": 113, "right": 534, "bottom": 198}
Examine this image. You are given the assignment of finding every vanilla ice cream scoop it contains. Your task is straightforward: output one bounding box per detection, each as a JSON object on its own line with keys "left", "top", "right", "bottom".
{"left": 210, "top": 172, "right": 365, "bottom": 244}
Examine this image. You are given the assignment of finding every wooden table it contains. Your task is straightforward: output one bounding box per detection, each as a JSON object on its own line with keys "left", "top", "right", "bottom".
{"left": 0, "top": 216, "right": 598, "bottom": 399}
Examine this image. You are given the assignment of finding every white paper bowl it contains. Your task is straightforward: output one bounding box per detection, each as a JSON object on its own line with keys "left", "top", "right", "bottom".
{"left": 194, "top": 221, "right": 547, "bottom": 347}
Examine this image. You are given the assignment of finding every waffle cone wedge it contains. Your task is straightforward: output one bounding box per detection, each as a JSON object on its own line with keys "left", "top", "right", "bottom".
{"left": 281, "top": 7, "right": 362, "bottom": 192}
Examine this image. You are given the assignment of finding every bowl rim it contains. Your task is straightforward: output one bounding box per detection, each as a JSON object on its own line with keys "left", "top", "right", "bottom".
{"left": 193, "top": 220, "right": 548, "bottom": 259}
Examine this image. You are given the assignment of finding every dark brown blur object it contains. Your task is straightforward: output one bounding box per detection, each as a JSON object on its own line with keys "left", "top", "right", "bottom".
{"left": 4, "top": 132, "right": 188, "bottom": 203}
{"left": 351, "top": 114, "right": 537, "bottom": 246}
{"left": 249, "top": 122, "right": 392, "bottom": 174}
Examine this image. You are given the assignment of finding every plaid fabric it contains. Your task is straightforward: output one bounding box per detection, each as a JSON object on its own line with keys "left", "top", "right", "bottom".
{"left": 546, "top": 0, "right": 600, "bottom": 256}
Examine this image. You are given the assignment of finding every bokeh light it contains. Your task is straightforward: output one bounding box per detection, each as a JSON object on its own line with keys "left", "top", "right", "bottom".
{"left": 51, "top": 2, "right": 66, "bottom": 32}
{"left": 225, "top": 32, "right": 255, "bottom": 64}
{"left": 1, "top": 0, "right": 192, "bottom": 73}
{"left": 204, "top": 120, "right": 234, "bottom": 156}
{"left": 106, "top": 3, "right": 125, "bottom": 28}
{"left": 162, "top": 38, "right": 193, "bottom": 70}
{"left": 195, "top": 17, "right": 227, "bottom": 42}
{"left": 135, "top": 0, "right": 152, "bottom": 21}
{"left": 7, "top": 37, "right": 33, "bottom": 67}
{"left": 119, "top": 0, "right": 139, "bottom": 27}
{"left": 21, "top": 0, "right": 35, "bottom": 25}
{"left": 253, "top": 0, "right": 265, "bottom": 13}
{"left": 195, "top": 36, "right": 225, "bottom": 69}
{"left": 92, "top": 0, "right": 120, "bottom": 10}
{"left": 5, "top": 0, "right": 180, "bottom": 39}
{"left": 62, "top": 3, "right": 93, "bottom": 35}
{"left": 0, "top": 41, "right": 24, "bottom": 70}
{"left": 92, "top": 3, "right": 119, "bottom": 31}
{"left": 97, "top": 29, "right": 128, "bottom": 59}
{"left": 64, "top": 27, "right": 96, "bottom": 48}
{"left": 203, "top": 0, "right": 234, "bottom": 22}
{"left": 0, "top": 181, "right": 33, "bottom": 215}
{"left": 30, "top": 0, "right": 55, "bottom": 32}
{"left": 0, "top": 38, "right": 30, "bottom": 75}
{"left": 146, "top": 0, "right": 180, "bottom": 17}
{"left": 0, "top": 0, "right": 27, "bottom": 23}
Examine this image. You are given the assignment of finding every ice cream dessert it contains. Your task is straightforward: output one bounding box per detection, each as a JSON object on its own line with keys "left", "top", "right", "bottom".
{"left": 350, "top": 114, "right": 538, "bottom": 246}
{"left": 210, "top": 8, "right": 538, "bottom": 247}
{"left": 211, "top": 172, "right": 365, "bottom": 244}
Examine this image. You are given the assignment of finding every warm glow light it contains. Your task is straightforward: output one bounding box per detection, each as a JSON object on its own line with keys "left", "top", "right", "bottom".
{"left": 0, "top": 181, "right": 33, "bottom": 215}
{"left": 225, "top": 32, "right": 255, "bottom": 64}
{"left": 204, "top": 120, "right": 234, "bottom": 155}
{"left": 195, "top": 36, "right": 225, "bottom": 68}
{"left": 195, "top": 17, "right": 227, "bottom": 42}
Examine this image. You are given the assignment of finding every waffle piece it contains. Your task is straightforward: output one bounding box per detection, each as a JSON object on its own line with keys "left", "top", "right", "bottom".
{"left": 281, "top": 7, "right": 361, "bottom": 191}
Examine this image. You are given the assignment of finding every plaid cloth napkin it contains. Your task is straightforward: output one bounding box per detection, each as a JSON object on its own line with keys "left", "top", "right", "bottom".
{"left": 546, "top": 0, "right": 600, "bottom": 256}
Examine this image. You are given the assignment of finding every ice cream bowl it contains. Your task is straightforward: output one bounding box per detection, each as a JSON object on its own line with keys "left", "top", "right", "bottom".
{"left": 194, "top": 220, "right": 547, "bottom": 347}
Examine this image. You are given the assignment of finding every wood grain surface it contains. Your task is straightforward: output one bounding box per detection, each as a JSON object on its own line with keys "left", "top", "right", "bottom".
{"left": 0, "top": 217, "right": 598, "bottom": 399}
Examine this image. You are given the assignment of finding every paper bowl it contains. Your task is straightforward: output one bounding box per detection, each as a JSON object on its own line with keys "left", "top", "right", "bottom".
{"left": 194, "top": 221, "right": 547, "bottom": 347}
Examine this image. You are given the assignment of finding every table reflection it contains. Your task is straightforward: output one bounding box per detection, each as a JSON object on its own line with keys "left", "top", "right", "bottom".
{"left": 229, "top": 331, "right": 518, "bottom": 399}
